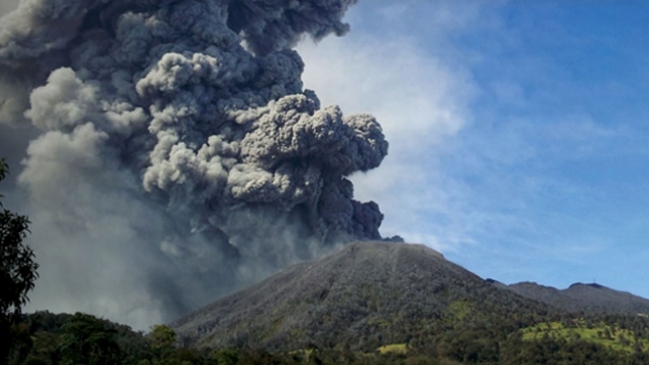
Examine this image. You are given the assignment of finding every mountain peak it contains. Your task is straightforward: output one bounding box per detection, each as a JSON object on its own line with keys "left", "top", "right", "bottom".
{"left": 569, "top": 282, "right": 604, "bottom": 289}
{"left": 344, "top": 240, "right": 445, "bottom": 258}
{"left": 172, "top": 241, "right": 543, "bottom": 351}
{"left": 509, "top": 281, "right": 649, "bottom": 315}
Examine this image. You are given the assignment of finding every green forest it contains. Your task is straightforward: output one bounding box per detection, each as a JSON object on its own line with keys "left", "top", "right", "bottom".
{"left": 4, "top": 310, "right": 649, "bottom": 365}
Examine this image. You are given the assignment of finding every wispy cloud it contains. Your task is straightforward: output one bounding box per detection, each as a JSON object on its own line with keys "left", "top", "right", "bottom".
{"left": 300, "top": 2, "right": 649, "bottom": 301}
{"left": 298, "top": 3, "right": 479, "bottom": 253}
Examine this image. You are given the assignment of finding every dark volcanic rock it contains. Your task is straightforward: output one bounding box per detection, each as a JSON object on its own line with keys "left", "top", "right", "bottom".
{"left": 172, "top": 241, "right": 548, "bottom": 351}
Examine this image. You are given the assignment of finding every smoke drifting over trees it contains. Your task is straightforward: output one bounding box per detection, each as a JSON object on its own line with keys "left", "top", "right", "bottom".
{"left": 0, "top": 0, "right": 388, "bottom": 327}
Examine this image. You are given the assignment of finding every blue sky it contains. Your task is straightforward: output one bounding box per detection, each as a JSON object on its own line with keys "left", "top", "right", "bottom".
{"left": 299, "top": 1, "right": 649, "bottom": 298}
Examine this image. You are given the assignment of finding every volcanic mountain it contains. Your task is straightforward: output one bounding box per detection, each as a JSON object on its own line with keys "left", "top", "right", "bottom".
{"left": 505, "top": 281, "right": 649, "bottom": 315}
{"left": 172, "top": 241, "right": 551, "bottom": 351}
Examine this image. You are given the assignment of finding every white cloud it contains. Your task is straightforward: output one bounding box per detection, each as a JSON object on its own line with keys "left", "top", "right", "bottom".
{"left": 298, "top": 38, "right": 471, "bottom": 148}
{"left": 297, "top": 15, "right": 477, "bottom": 252}
{"left": 298, "top": 1, "right": 641, "bottom": 268}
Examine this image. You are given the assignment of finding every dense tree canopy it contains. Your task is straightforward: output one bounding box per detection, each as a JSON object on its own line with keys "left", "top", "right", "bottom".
{"left": 5, "top": 310, "right": 649, "bottom": 365}
{"left": 1, "top": 159, "right": 39, "bottom": 361}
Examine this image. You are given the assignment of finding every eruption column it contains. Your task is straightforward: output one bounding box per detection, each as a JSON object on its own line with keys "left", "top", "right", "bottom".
{"left": 0, "top": 0, "right": 388, "bottom": 324}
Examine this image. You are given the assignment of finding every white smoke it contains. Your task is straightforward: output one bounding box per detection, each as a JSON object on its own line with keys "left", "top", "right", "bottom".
{"left": 0, "top": 0, "right": 388, "bottom": 328}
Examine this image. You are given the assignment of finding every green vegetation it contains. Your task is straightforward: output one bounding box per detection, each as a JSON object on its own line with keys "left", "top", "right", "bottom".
{"left": 1, "top": 159, "right": 39, "bottom": 363}
{"left": 6, "top": 310, "right": 649, "bottom": 365}
{"left": 184, "top": 242, "right": 559, "bottom": 354}
{"left": 446, "top": 300, "right": 473, "bottom": 322}
{"left": 522, "top": 319, "right": 649, "bottom": 353}
{"left": 377, "top": 343, "right": 408, "bottom": 355}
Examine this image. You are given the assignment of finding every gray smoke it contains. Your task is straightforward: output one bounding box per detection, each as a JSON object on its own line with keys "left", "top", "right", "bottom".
{"left": 0, "top": 0, "right": 387, "bottom": 327}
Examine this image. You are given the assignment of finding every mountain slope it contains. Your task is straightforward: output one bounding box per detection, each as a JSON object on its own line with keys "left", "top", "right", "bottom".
{"left": 507, "top": 281, "right": 649, "bottom": 315}
{"left": 172, "top": 241, "right": 551, "bottom": 351}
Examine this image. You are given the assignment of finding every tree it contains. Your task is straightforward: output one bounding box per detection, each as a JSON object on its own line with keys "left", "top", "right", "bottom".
{"left": 0, "top": 159, "right": 39, "bottom": 361}
{"left": 149, "top": 324, "right": 177, "bottom": 362}
{"left": 60, "top": 313, "right": 123, "bottom": 365}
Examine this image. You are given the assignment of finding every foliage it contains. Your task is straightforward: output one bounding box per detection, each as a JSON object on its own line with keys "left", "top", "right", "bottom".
{"left": 378, "top": 343, "right": 408, "bottom": 355}
{"left": 1, "top": 159, "right": 39, "bottom": 362}
{"left": 150, "top": 324, "right": 178, "bottom": 362}
{"left": 6, "top": 310, "right": 649, "bottom": 365}
{"left": 59, "top": 313, "right": 124, "bottom": 365}
{"left": 521, "top": 318, "right": 649, "bottom": 353}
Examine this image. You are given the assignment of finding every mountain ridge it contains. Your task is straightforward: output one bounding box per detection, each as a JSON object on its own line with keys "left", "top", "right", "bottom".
{"left": 172, "top": 241, "right": 551, "bottom": 351}
{"left": 172, "top": 241, "right": 649, "bottom": 351}
{"left": 504, "top": 280, "right": 649, "bottom": 315}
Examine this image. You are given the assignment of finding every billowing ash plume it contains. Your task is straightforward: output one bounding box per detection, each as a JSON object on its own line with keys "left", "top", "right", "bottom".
{"left": 0, "top": 0, "right": 387, "bottom": 326}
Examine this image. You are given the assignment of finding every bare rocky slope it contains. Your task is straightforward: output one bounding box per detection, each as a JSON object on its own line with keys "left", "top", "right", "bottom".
{"left": 505, "top": 281, "right": 649, "bottom": 315}
{"left": 171, "top": 241, "right": 551, "bottom": 351}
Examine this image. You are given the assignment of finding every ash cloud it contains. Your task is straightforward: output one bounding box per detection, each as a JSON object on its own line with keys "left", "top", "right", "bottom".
{"left": 0, "top": 0, "right": 387, "bottom": 327}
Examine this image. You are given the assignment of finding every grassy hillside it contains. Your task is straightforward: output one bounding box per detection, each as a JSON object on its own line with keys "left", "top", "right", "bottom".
{"left": 521, "top": 318, "right": 649, "bottom": 353}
